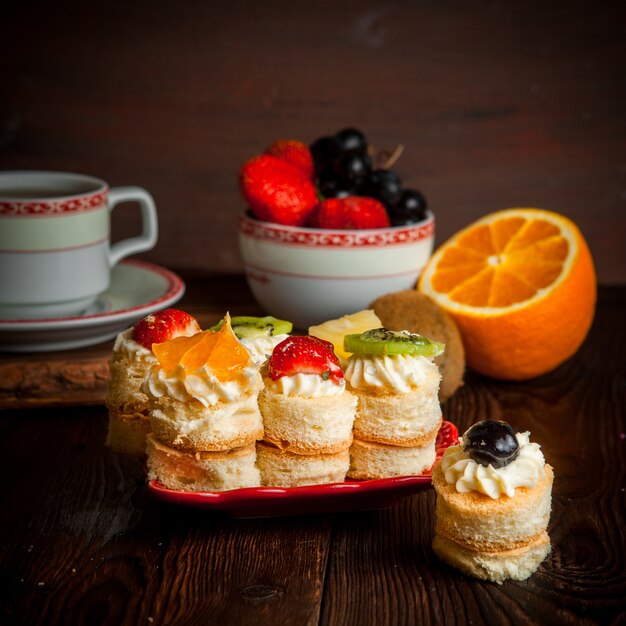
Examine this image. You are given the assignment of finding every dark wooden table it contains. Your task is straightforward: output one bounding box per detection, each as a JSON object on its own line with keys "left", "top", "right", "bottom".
{"left": 1, "top": 275, "right": 625, "bottom": 626}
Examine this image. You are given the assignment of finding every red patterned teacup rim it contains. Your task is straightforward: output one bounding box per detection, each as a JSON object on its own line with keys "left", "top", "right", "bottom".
{"left": 0, "top": 171, "right": 109, "bottom": 216}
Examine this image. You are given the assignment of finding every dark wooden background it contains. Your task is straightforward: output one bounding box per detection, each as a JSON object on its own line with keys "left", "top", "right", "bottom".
{"left": 1, "top": 0, "right": 625, "bottom": 282}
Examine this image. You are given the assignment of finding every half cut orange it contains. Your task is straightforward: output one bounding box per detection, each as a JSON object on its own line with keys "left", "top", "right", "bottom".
{"left": 418, "top": 208, "right": 596, "bottom": 380}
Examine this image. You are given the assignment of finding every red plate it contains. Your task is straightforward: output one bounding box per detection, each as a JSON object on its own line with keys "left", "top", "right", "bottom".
{"left": 148, "top": 420, "right": 458, "bottom": 518}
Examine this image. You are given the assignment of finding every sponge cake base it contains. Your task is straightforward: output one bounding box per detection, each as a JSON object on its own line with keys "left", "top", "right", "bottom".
{"left": 256, "top": 441, "right": 349, "bottom": 487}
{"left": 432, "top": 531, "right": 551, "bottom": 584}
{"left": 146, "top": 434, "right": 260, "bottom": 492}
{"left": 347, "top": 435, "right": 437, "bottom": 480}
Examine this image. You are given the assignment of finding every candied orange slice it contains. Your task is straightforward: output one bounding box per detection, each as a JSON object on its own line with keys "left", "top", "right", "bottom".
{"left": 153, "top": 314, "right": 250, "bottom": 381}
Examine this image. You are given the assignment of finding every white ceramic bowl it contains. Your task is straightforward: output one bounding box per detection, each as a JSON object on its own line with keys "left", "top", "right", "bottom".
{"left": 238, "top": 211, "right": 435, "bottom": 329}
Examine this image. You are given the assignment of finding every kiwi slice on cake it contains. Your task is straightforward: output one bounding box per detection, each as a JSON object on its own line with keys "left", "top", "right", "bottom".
{"left": 211, "top": 315, "right": 292, "bottom": 339}
{"left": 344, "top": 328, "right": 444, "bottom": 358}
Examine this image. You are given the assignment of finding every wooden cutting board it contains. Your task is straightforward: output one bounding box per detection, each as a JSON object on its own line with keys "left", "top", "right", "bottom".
{"left": 0, "top": 342, "right": 112, "bottom": 409}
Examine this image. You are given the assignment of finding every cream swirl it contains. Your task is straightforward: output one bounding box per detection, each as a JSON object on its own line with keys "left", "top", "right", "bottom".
{"left": 113, "top": 328, "right": 156, "bottom": 364}
{"left": 264, "top": 373, "right": 346, "bottom": 398}
{"left": 440, "top": 432, "right": 546, "bottom": 499}
{"left": 240, "top": 333, "right": 289, "bottom": 366}
{"left": 144, "top": 363, "right": 260, "bottom": 408}
{"left": 344, "top": 354, "right": 438, "bottom": 393}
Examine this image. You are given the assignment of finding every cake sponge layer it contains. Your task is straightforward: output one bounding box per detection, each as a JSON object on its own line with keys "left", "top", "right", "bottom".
{"left": 147, "top": 434, "right": 260, "bottom": 492}
{"left": 150, "top": 393, "right": 263, "bottom": 452}
{"left": 259, "top": 387, "right": 357, "bottom": 454}
{"left": 256, "top": 441, "right": 349, "bottom": 487}
{"left": 347, "top": 434, "right": 437, "bottom": 480}
{"left": 106, "top": 353, "right": 151, "bottom": 415}
{"left": 350, "top": 385, "right": 442, "bottom": 446}
{"left": 432, "top": 531, "right": 551, "bottom": 584}
{"left": 432, "top": 462, "right": 553, "bottom": 550}
{"left": 106, "top": 408, "right": 151, "bottom": 457}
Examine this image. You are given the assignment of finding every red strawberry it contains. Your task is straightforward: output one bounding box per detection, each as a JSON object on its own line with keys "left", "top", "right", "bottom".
{"left": 240, "top": 155, "right": 318, "bottom": 226}
{"left": 266, "top": 139, "right": 315, "bottom": 180}
{"left": 268, "top": 336, "right": 344, "bottom": 384}
{"left": 309, "top": 196, "right": 390, "bottom": 230}
{"left": 131, "top": 308, "right": 201, "bottom": 349}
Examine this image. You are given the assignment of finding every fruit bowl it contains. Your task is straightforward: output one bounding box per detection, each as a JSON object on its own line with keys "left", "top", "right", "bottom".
{"left": 238, "top": 211, "right": 435, "bottom": 329}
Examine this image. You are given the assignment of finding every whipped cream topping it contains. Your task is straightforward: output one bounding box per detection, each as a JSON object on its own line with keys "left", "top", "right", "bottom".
{"left": 344, "top": 353, "right": 438, "bottom": 393}
{"left": 113, "top": 328, "right": 157, "bottom": 364}
{"left": 144, "top": 362, "right": 260, "bottom": 408}
{"left": 240, "top": 333, "right": 289, "bottom": 366}
{"left": 264, "top": 373, "right": 346, "bottom": 398}
{"left": 440, "top": 432, "right": 546, "bottom": 499}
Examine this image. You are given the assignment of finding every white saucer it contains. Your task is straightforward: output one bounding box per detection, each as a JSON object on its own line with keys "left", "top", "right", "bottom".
{"left": 0, "top": 259, "right": 185, "bottom": 353}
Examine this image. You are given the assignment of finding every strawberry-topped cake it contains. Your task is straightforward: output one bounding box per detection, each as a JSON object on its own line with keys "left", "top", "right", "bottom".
{"left": 256, "top": 335, "right": 357, "bottom": 487}
{"left": 144, "top": 314, "right": 263, "bottom": 491}
{"left": 106, "top": 308, "right": 200, "bottom": 456}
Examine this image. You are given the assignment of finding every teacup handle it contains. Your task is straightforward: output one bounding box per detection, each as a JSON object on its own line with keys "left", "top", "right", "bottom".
{"left": 107, "top": 186, "right": 158, "bottom": 267}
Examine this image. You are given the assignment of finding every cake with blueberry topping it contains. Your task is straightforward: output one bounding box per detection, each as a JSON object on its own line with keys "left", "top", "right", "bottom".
{"left": 432, "top": 420, "right": 553, "bottom": 583}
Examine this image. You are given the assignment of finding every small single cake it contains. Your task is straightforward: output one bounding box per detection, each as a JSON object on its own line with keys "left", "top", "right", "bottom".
{"left": 146, "top": 434, "right": 260, "bottom": 492}
{"left": 257, "top": 335, "right": 357, "bottom": 486}
{"left": 144, "top": 315, "right": 264, "bottom": 453}
{"left": 341, "top": 328, "right": 444, "bottom": 479}
{"left": 432, "top": 420, "right": 553, "bottom": 584}
{"left": 106, "top": 308, "right": 200, "bottom": 456}
{"left": 145, "top": 314, "right": 264, "bottom": 492}
{"left": 256, "top": 441, "right": 349, "bottom": 487}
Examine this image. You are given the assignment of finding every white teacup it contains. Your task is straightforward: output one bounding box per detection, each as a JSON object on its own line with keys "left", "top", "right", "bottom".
{"left": 0, "top": 171, "right": 158, "bottom": 319}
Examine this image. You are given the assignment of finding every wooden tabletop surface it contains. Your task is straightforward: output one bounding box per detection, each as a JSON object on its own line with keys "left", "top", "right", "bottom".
{"left": 0, "top": 274, "right": 625, "bottom": 626}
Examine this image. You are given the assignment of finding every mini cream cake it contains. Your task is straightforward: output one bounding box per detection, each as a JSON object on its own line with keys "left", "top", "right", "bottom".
{"left": 257, "top": 336, "right": 357, "bottom": 487}
{"left": 146, "top": 434, "right": 260, "bottom": 492}
{"left": 106, "top": 311, "right": 200, "bottom": 456}
{"left": 432, "top": 421, "right": 553, "bottom": 584}
{"left": 144, "top": 316, "right": 263, "bottom": 491}
{"left": 343, "top": 344, "right": 442, "bottom": 479}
